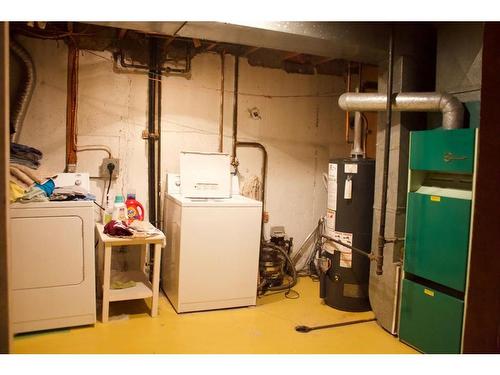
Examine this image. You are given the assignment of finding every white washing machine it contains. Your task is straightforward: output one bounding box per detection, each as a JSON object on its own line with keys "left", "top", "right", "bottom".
{"left": 161, "top": 192, "right": 262, "bottom": 313}
{"left": 10, "top": 201, "right": 96, "bottom": 333}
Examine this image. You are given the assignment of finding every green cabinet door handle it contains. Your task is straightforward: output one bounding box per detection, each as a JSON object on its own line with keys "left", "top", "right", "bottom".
{"left": 443, "top": 152, "right": 468, "bottom": 163}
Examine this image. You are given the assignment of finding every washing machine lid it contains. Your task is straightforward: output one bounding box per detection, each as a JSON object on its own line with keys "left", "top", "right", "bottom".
{"left": 10, "top": 200, "right": 95, "bottom": 210}
{"left": 167, "top": 193, "right": 262, "bottom": 207}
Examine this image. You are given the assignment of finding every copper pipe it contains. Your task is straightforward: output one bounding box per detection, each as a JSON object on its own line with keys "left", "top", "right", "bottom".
{"left": 363, "top": 114, "right": 368, "bottom": 157}
{"left": 236, "top": 141, "right": 267, "bottom": 237}
{"left": 231, "top": 56, "right": 239, "bottom": 168}
{"left": 218, "top": 51, "right": 225, "bottom": 153}
{"left": 358, "top": 62, "right": 363, "bottom": 92}
{"left": 65, "top": 42, "right": 78, "bottom": 172}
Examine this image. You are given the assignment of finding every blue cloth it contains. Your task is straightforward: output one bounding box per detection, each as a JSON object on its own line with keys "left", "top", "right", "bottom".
{"left": 35, "top": 179, "right": 55, "bottom": 197}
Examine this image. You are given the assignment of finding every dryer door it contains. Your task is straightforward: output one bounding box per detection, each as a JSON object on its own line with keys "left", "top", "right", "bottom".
{"left": 10, "top": 204, "right": 95, "bottom": 333}
{"left": 11, "top": 215, "right": 84, "bottom": 289}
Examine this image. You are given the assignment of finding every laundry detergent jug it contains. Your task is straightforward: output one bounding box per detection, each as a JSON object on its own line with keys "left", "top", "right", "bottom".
{"left": 126, "top": 192, "right": 144, "bottom": 222}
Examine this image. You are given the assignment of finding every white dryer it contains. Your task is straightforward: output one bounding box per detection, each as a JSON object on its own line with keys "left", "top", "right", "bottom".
{"left": 162, "top": 192, "right": 262, "bottom": 313}
{"left": 10, "top": 201, "right": 96, "bottom": 333}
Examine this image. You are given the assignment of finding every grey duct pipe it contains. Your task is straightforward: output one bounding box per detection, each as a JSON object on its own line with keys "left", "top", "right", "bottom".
{"left": 10, "top": 38, "right": 36, "bottom": 142}
{"left": 351, "top": 111, "right": 364, "bottom": 158}
{"left": 338, "top": 92, "right": 465, "bottom": 130}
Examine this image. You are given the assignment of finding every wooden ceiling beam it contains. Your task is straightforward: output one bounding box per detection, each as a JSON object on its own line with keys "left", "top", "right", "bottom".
{"left": 205, "top": 42, "right": 218, "bottom": 51}
{"left": 315, "top": 56, "right": 335, "bottom": 65}
{"left": 283, "top": 52, "right": 302, "bottom": 61}
{"left": 118, "top": 29, "right": 127, "bottom": 40}
{"left": 192, "top": 38, "right": 202, "bottom": 48}
{"left": 243, "top": 46, "right": 260, "bottom": 57}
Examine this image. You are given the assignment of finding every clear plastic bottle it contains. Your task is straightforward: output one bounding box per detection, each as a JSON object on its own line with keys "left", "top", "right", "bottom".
{"left": 103, "top": 202, "right": 113, "bottom": 224}
{"left": 103, "top": 191, "right": 114, "bottom": 224}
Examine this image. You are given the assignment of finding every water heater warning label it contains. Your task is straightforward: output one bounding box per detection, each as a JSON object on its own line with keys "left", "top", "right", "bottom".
{"left": 327, "top": 163, "right": 338, "bottom": 211}
{"left": 325, "top": 210, "right": 336, "bottom": 237}
{"left": 332, "top": 231, "right": 353, "bottom": 268}
{"left": 344, "top": 163, "right": 358, "bottom": 174}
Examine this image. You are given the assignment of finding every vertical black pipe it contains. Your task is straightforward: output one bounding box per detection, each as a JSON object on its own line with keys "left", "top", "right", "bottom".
{"left": 147, "top": 38, "right": 158, "bottom": 226}
{"left": 156, "top": 50, "right": 162, "bottom": 229}
{"left": 376, "top": 26, "right": 395, "bottom": 276}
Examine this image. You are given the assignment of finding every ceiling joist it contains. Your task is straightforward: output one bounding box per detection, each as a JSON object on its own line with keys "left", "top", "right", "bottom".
{"left": 205, "top": 42, "right": 218, "bottom": 51}
{"left": 243, "top": 46, "right": 260, "bottom": 57}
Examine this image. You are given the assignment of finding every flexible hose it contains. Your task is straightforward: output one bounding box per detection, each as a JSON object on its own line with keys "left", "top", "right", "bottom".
{"left": 10, "top": 38, "right": 36, "bottom": 142}
{"left": 262, "top": 243, "right": 298, "bottom": 292}
{"left": 291, "top": 219, "right": 321, "bottom": 267}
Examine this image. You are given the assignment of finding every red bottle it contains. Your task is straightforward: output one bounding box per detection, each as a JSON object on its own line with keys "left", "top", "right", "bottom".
{"left": 126, "top": 192, "right": 144, "bottom": 222}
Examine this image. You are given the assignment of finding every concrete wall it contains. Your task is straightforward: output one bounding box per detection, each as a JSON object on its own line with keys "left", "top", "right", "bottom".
{"left": 15, "top": 36, "right": 349, "bottom": 247}
{"left": 436, "top": 22, "right": 483, "bottom": 102}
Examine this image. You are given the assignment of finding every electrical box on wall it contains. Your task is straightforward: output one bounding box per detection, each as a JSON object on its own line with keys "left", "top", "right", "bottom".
{"left": 100, "top": 158, "right": 120, "bottom": 179}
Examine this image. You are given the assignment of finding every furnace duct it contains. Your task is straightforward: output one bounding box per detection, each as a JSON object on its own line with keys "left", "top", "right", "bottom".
{"left": 338, "top": 92, "right": 464, "bottom": 130}
{"left": 10, "top": 38, "right": 36, "bottom": 142}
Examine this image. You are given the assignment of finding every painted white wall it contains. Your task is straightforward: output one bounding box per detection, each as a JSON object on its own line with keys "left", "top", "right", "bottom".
{"left": 16, "top": 36, "right": 350, "bottom": 248}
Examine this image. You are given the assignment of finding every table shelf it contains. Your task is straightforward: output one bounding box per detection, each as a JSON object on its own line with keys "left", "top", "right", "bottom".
{"left": 109, "top": 271, "right": 153, "bottom": 302}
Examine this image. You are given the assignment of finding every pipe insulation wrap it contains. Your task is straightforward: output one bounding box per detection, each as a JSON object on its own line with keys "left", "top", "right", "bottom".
{"left": 338, "top": 92, "right": 464, "bottom": 129}
{"left": 10, "top": 39, "right": 36, "bottom": 142}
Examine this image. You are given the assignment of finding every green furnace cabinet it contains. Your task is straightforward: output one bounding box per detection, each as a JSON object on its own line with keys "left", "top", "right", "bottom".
{"left": 399, "top": 128, "right": 477, "bottom": 354}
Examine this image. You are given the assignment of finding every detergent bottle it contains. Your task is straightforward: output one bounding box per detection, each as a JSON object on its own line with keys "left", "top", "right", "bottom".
{"left": 126, "top": 191, "right": 144, "bottom": 222}
{"left": 112, "top": 195, "right": 128, "bottom": 222}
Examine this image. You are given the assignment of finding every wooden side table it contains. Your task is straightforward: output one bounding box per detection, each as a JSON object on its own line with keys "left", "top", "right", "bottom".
{"left": 95, "top": 223, "right": 166, "bottom": 323}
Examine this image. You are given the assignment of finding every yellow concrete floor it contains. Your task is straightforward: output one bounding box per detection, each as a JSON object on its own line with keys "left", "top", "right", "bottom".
{"left": 13, "top": 277, "right": 417, "bottom": 354}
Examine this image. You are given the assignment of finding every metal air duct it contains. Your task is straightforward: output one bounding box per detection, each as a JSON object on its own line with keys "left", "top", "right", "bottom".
{"left": 351, "top": 111, "right": 365, "bottom": 158}
{"left": 10, "top": 38, "right": 36, "bottom": 142}
{"left": 339, "top": 92, "right": 464, "bottom": 130}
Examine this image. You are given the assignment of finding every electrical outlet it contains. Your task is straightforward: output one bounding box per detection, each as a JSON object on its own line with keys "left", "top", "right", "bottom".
{"left": 100, "top": 158, "right": 120, "bottom": 179}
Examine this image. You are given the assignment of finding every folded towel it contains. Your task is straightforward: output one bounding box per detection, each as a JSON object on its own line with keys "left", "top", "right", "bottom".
{"left": 9, "top": 175, "right": 30, "bottom": 190}
{"left": 10, "top": 163, "right": 42, "bottom": 184}
{"left": 10, "top": 156, "right": 40, "bottom": 169}
{"left": 10, "top": 142, "right": 43, "bottom": 159}
{"left": 10, "top": 166, "right": 34, "bottom": 186}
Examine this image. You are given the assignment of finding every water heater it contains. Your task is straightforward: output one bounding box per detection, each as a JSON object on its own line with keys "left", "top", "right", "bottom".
{"left": 321, "top": 157, "right": 375, "bottom": 311}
